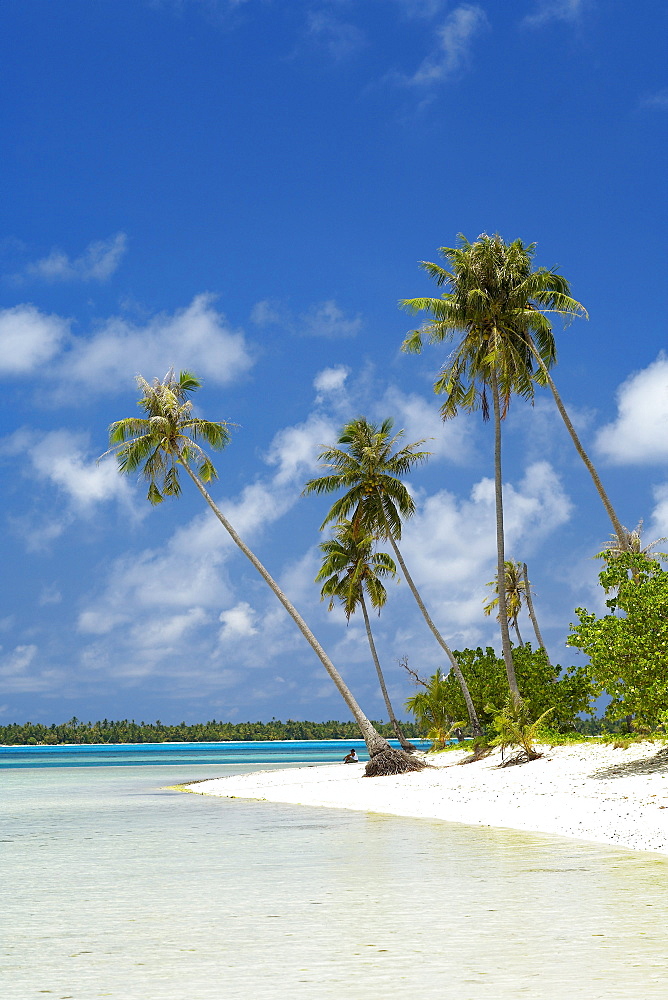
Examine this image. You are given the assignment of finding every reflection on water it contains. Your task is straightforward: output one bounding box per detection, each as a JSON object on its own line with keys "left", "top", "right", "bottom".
{"left": 1, "top": 764, "right": 666, "bottom": 999}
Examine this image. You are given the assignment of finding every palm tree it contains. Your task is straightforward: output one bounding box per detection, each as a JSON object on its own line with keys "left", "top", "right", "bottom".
{"left": 522, "top": 562, "right": 551, "bottom": 664}
{"left": 402, "top": 233, "right": 627, "bottom": 542}
{"left": 598, "top": 520, "right": 668, "bottom": 563}
{"left": 303, "top": 416, "right": 483, "bottom": 739}
{"left": 316, "top": 519, "right": 416, "bottom": 752}
{"left": 401, "top": 234, "right": 626, "bottom": 700}
{"left": 483, "top": 560, "right": 527, "bottom": 646}
{"left": 404, "top": 671, "right": 463, "bottom": 751}
{"left": 105, "top": 370, "right": 425, "bottom": 776}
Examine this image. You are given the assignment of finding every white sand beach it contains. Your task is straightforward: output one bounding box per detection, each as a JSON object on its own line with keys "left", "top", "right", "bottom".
{"left": 185, "top": 741, "right": 668, "bottom": 855}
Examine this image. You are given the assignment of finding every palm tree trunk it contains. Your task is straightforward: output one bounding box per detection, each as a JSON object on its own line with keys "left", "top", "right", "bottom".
{"left": 529, "top": 346, "right": 628, "bottom": 553}
{"left": 490, "top": 369, "right": 521, "bottom": 705}
{"left": 182, "top": 462, "right": 416, "bottom": 768}
{"left": 522, "top": 562, "right": 552, "bottom": 666}
{"left": 359, "top": 593, "right": 417, "bottom": 752}
{"left": 513, "top": 619, "right": 524, "bottom": 647}
{"left": 380, "top": 518, "right": 483, "bottom": 740}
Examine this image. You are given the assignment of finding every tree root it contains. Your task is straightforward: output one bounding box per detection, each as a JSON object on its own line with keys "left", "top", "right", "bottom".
{"left": 364, "top": 747, "right": 430, "bottom": 777}
{"left": 458, "top": 746, "right": 493, "bottom": 765}
{"left": 498, "top": 750, "right": 543, "bottom": 768}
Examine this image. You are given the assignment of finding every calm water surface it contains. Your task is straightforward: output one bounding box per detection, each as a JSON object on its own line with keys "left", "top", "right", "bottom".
{"left": 1, "top": 748, "right": 666, "bottom": 1000}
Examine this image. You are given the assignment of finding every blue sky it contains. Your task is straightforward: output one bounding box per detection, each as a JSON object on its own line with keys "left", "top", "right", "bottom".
{"left": 0, "top": 0, "right": 666, "bottom": 726}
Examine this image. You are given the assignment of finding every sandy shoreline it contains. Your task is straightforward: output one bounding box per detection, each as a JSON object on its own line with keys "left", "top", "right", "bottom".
{"left": 183, "top": 741, "right": 668, "bottom": 855}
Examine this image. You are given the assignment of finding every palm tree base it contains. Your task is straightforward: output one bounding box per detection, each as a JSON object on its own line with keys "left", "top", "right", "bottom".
{"left": 458, "top": 745, "right": 492, "bottom": 764}
{"left": 498, "top": 750, "right": 543, "bottom": 767}
{"left": 364, "top": 747, "right": 429, "bottom": 777}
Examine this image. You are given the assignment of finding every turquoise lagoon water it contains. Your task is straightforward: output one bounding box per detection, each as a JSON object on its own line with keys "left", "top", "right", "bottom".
{"left": 0, "top": 739, "right": 427, "bottom": 770}
{"left": 1, "top": 742, "right": 667, "bottom": 1000}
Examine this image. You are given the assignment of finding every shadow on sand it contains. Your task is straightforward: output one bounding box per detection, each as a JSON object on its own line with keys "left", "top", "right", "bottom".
{"left": 590, "top": 746, "right": 668, "bottom": 779}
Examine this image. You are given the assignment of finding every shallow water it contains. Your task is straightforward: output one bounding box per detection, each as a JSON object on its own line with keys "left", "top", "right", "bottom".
{"left": 1, "top": 759, "right": 666, "bottom": 999}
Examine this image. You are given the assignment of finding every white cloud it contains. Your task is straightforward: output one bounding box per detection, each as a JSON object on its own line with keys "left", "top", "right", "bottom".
{"left": 76, "top": 462, "right": 301, "bottom": 643}
{"left": 9, "top": 513, "right": 72, "bottom": 552}
{"left": 393, "top": 0, "right": 447, "bottom": 18}
{"left": 130, "top": 607, "right": 209, "bottom": 652}
{"left": 39, "top": 585, "right": 63, "bottom": 606}
{"left": 640, "top": 90, "right": 668, "bottom": 111}
{"left": 0, "top": 295, "right": 253, "bottom": 394}
{"left": 408, "top": 5, "right": 488, "bottom": 85}
{"left": 219, "top": 601, "right": 258, "bottom": 641}
{"left": 60, "top": 293, "right": 253, "bottom": 393}
{"left": 250, "top": 298, "right": 362, "bottom": 339}
{"left": 595, "top": 354, "right": 668, "bottom": 465}
{"left": 306, "top": 11, "right": 365, "bottom": 60}
{"left": 0, "top": 305, "right": 69, "bottom": 374}
{"left": 0, "top": 644, "right": 37, "bottom": 676}
{"left": 265, "top": 414, "right": 337, "bottom": 486}
{"left": 649, "top": 483, "right": 668, "bottom": 539}
{"left": 379, "top": 386, "right": 474, "bottom": 463}
{"left": 250, "top": 299, "right": 285, "bottom": 326}
{"left": 300, "top": 300, "right": 362, "bottom": 339}
{"left": 523, "top": 0, "right": 587, "bottom": 28}
{"left": 3, "top": 428, "right": 137, "bottom": 513}
{"left": 25, "top": 233, "right": 127, "bottom": 282}
{"left": 78, "top": 517, "right": 232, "bottom": 638}
{"left": 313, "top": 365, "right": 349, "bottom": 397}
{"left": 400, "top": 460, "right": 572, "bottom": 626}
{"left": 0, "top": 644, "right": 61, "bottom": 693}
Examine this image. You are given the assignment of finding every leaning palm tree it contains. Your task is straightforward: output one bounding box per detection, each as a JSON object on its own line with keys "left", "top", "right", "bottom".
{"left": 105, "top": 370, "right": 425, "bottom": 776}
{"left": 483, "top": 560, "right": 527, "bottom": 646}
{"left": 303, "top": 416, "right": 483, "bottom": 739}
{"left": 401, "top": 234, "right": 627, "bottom": 701}
{"left": 317, "top": 519, "right": 416, "bottom": 752}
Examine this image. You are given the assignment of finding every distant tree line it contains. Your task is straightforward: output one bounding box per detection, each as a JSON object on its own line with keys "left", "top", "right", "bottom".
{"left": 0, "top": 717, "right": 423, "bottom": 746}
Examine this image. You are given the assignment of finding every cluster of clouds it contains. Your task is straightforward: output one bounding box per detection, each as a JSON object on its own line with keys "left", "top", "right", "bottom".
{"left": 1, "top": 229, "right": 666, "bottom": 710}
{"left": 251, "top": 299, "right": 362, "bottom": 339}
{"left": 156, "top": 0, "right": 592, "bottom": 88}
{"left": 0, "top": 294, "right": 253, "bottom": 394}
{"left": 6, "top": 336, "right": 666, "bottom": 708}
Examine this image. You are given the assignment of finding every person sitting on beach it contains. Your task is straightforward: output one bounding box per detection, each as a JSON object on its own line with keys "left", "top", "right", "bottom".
{"left": 343, "top": 748, "right": 358, "bottom": 763}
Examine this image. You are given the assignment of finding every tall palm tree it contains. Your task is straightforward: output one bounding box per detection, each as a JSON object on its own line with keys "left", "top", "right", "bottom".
{"left": 105, "top": 370, "right": 424, "bottom": 776}
{"left": 401, "top": 234, "right": 627, "bottom": 700}
{"left": 483, "top": 560, "right": 527, "bottom": 647}
{"left": 303, "top": 416, "right": 483, "bottom": 739}
{"left": 402, "top": 233, "right": 627, "bottom": 537}
{"left": 317, "top": 519, "right": 416, "bottom": 752}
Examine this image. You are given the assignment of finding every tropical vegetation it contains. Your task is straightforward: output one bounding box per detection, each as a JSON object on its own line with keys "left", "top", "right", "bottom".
{"left": 568, "top": 553, "right": 668, "bottom": 729}
{"left": 0, "top": 718, "right": 423, "bottom": 746}
{"left": 403, "top": 644, "right": 593, "bottom": 735}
